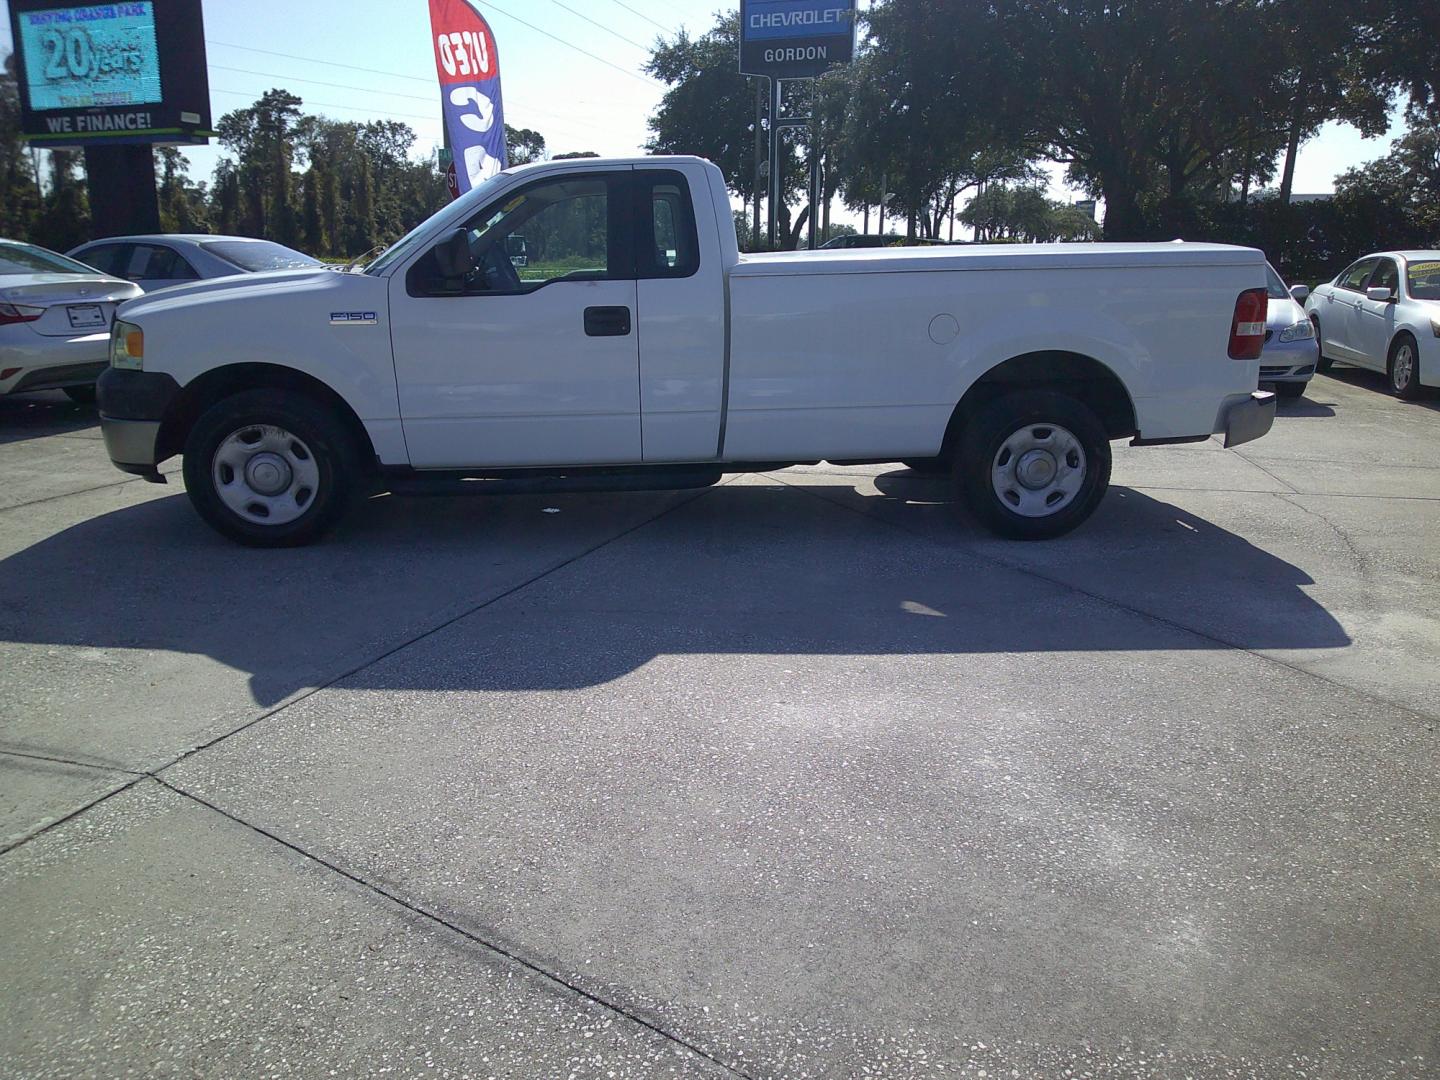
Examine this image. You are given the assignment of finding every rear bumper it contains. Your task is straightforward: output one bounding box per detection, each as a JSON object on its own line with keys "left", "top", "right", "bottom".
{"left": 3, "top": 359, "right": 107, "bottom": 394}
{"left": 1222, "top": 390, "right": 1276, "bottom": 449}
{"left": 97, "top": 368, "right": 181, "bottom": 473}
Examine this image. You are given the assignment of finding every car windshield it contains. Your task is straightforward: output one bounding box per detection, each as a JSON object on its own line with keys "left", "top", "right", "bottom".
{"left": 0, "top": 241, "right": 98, "bottom": 276}
{"left": 1406, "top": 260, "right": 1440, "bottom": 301}
{"left": 1264, "top": 263, "right": 1290, "bottom": 299}
{"left": 199, "top": 240, "right": 321, "bottom": 272}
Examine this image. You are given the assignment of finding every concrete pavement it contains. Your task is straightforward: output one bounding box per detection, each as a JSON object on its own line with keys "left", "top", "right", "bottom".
{"left": 1, "top": 374, "right": 1436, "bottom": 1078}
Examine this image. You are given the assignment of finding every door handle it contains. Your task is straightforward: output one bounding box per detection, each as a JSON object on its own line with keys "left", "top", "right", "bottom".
{"left": 584, "top": 306, "right": 631, "bottom": 337}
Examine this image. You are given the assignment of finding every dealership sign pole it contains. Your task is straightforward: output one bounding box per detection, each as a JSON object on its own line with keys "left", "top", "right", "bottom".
{"left": 428, "top": 0, "right": 506, "bottom": 197}
{"left": 738, "top": 0, "right": 856, "bottom": 249}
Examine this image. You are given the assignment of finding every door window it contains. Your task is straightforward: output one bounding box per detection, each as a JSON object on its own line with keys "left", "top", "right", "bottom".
{"left": 130, "top": 245, "right": 201, "bottom": 282}
{"left": 637, "top": 172, "right": 700, "bottom": 279}
{"left": 1338, "top": 258, "right": 1379, "bottom": 292}
{"left": 410, "top": 174, "right": 618, "bottom": 296}
{"left": 1369, "top": 258, "right": 1399, "bottom": 294}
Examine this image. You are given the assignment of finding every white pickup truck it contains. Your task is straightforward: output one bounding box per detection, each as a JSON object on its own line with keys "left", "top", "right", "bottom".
{"left": 97, "top": 155, "right": 1275, "bottom": 546}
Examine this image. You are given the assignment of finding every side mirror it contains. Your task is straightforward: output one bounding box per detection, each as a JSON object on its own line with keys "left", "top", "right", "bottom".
{"left": 1366, "top": 286, "right": 1396, "bottom": 303}
{"left": 432, "top": 228, "right": 472, "bottom": 280}
{"left": 1289, "top": 284, "right": 1310, "bottom": 302}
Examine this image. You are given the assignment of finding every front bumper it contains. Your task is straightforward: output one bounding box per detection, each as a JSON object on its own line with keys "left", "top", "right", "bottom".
{"left": 1222, "top": 390, "right": 1276, "bottom": 449}
{"left": 97, "top": 368, "right": 181, "bottom": 475}
{"left": 1259, "top": 337, "right": 1320, "bottom": 383}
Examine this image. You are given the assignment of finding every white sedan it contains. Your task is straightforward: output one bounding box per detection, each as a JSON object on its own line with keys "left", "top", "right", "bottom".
{"left": 1305, "top": 250, "right": 1440, "bottom": 399}
{"left": 1, "top": 240, "right": 142, "bottom": 402}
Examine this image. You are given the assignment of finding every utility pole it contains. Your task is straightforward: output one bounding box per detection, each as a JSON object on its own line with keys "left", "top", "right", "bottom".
{"left": 767, "top": 78, "right": 782, "bottom": 250}
{"left": 752, "top": 80, "right": 764, "bottom": 251}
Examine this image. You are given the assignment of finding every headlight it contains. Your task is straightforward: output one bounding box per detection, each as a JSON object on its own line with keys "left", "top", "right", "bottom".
{"left": 110, "top": 320, "right": 143, "bottom": 370}
{"left": 1431, "top": 317, "right": 1440, "bottom": 339}
{"left": 1278, "top": 320, "right": 1315, "bottom": 342}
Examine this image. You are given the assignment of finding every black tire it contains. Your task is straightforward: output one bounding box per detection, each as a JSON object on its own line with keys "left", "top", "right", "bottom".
{"left": 956, "top": 390, "right": 1112, "bottom": 540}
{"left": 63, "top": 384, "right": 96, "bottom": 403}
{"left": 1388, "top": 333, "right": 1423, "bottom": 400}
{"left": 182, "top": 389, "right": 358, "bottom": 547}
{"left": 901, "top": 457, "right": 949, "bottom": 474}
{"left": 1311, "top": 316, "right": 1333, "bottom": 373}
{"left": 1275, "top": 381, "right": 1306, "bottom": 399}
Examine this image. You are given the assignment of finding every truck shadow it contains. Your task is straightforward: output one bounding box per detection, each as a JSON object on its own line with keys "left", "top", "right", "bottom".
{"left": 0, "top": 477, "right": 1350, "bottom": 706}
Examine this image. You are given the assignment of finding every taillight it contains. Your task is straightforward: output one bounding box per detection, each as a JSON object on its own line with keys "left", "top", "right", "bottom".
{"left": 1228, "top": 287, "right": 1268, "bottom": 360}
{"left": 0, "top": 302, "right": 44, "bottom": 326}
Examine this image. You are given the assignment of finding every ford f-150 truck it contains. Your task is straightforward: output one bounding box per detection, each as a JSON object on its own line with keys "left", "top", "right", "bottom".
{"left": 97, "top": 155, "right": 1275, "bottom": 547}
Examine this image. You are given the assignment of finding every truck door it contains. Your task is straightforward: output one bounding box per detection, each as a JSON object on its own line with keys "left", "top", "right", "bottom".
{"left": 388, "top": 168, "right": 642, "bottom": 468}
{"left": 633, "top": 166, "right": 726, "bottom": 462}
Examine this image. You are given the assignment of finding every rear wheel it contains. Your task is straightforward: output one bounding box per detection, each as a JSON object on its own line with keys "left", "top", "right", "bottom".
{"left": 1275, "top": 381, "right": 1306, "bottom": 399}
{"left": 956, "top": 390, "right": 1111, "bottom": 540}
{"left": 1388, "top": 334, "right": 1423, "bottom": 400}
{"left": 1311, "top": 316, "right": 1333, "bottom": 373}
{"left": 183, "top": 389, "right": 358, "bottom": 547}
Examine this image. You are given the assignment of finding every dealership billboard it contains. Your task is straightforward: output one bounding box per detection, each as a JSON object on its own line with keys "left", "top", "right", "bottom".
{"left": 738, "top": 0, "right": 857, "bottom": 80}
{"left": 7, "top": 0, "right": 213, "bottom": 147}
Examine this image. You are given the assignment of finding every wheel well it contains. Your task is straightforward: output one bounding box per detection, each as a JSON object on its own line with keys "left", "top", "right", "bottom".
{"left": 157, "top": 363, "right": 378, "bottom": 471}
{"left": 940, "top": 351, "right": 1138, "bottom": 453}
{"left": 1389, "top": 329, "right": 1417, "bottom": 358}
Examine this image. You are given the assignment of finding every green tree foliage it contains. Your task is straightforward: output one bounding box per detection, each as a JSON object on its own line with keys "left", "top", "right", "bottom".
{"left": 156, "top": 147, "right": 210, "bottom": 234}
{"left": 962, "top": 185, "right": 1099, "bottom": 242}
{"left": 506, "top": 125, "right": 546, "bottom": 165}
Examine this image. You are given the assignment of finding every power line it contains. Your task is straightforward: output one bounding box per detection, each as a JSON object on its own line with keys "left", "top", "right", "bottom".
{"left": 474, "top": 1, "right": 661, "bottom": 86}
{"left": 549, "top": 0, "right": 651, "bottom": 52}
{"left": 211, "top": 64, "right": 438, "bottom": 103}
{"left": 207, "top": 40, "right": 434, "bottom": 84}
{"left": 599, "top": 0, "right": 675, "bottom": 35}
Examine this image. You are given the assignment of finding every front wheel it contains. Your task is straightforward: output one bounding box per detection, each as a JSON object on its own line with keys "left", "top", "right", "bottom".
{"left": 956, "top": 391, "right": 1111, "bottom": 540}
{"left": 183, "top": 389, "right": 358, "bottom": 547}
{"left": 1389, "top": 334, "right": 1423, "bottom": 400}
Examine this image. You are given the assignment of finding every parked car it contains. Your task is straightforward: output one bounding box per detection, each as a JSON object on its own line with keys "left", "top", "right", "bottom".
{"left": 1259, "top": 261, "right": 1319, "bottom": 399}
{"left": 0, "top": 239, "right": 142, "bottom": 402}
{"left": 67, "top": 235, "right": 322, "bottom": 292}
{"left": 1304, "top": 250, "right": 1440, "bottom": 399}
{"left": 819, "top": 234, "right": 953, "bottom": 249}
{"left": 96, "top": 155, "right": 1274, "bottom": 547}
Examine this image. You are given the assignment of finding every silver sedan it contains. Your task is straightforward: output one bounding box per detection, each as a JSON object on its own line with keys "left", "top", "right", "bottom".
{"left": 0, "top": 240, "right": 142, "bottom": 402}
{"left": 67, "top": 235, "right": 322, "bottom": 292}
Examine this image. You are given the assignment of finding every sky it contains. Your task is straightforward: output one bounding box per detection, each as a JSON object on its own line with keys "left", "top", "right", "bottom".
{"left": 0, "top": 0, "right": 1411, "bottom": 224}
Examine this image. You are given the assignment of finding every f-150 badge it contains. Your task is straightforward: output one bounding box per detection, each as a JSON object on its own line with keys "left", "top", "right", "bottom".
{"left": 330, "top": 312, "right": 378, "bottom": 325}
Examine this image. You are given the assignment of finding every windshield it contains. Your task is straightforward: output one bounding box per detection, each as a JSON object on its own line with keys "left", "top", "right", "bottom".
{"left": 363, "top": 168, "right": 518, "bottom": 276}
{"left": 1264, "top": 263, "right": 1290, "bottom": 300}
{"left": 200, "top": 240, "right": 321, "bottom": 272}
{"left": 1407, "top": 260, "right": 1440, "bottom": 301}
{"left": 0, "top": 241, "right": 100, "bottom": 276}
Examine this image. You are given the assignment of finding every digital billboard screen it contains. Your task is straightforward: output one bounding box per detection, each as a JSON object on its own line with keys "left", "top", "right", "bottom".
{"left": 17, "top": 3, "right": 163, "bottom": 111}
{"left": 8, "top": 0, "right": 212, "bottom": 146}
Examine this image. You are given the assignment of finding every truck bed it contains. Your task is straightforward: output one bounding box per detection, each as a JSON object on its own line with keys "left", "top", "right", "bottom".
{"left": 733, "top": 242, "right": 1261, "bottom": 278}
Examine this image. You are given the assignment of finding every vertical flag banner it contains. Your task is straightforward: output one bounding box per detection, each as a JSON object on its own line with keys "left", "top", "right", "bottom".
{"left": 428, "top": 0, "right": 506, "bottom": 195}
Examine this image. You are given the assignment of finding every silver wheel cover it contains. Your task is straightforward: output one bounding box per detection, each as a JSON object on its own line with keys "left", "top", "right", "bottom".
{"left": 991, "top": 422, "right": 1086, "bottom": 518}
{"left": 1394, "top": 343, "right": 1415, "bottom": 389}
{"left": 212, "top": 424, "right": 321, "bottom": 526}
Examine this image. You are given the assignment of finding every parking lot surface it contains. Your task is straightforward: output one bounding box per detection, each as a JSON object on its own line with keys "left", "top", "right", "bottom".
{"left": 2, "top": 370, "right": 1437, "bottom": 1079}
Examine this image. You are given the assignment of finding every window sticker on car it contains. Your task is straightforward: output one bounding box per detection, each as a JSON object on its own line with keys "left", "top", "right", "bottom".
{"left": 1408, "top": 262, "right": 1440, "bottom": 274}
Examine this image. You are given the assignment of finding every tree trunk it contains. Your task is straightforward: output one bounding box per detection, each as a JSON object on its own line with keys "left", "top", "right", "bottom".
{"left": 863, "top": 204, "right": 869, "bottom": 233}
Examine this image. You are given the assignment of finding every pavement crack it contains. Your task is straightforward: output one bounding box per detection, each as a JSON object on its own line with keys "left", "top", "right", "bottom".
{"left": 1274, "top": 492, "right": 1372, "bottom": 576}
{"left": 154, "top": 776, "right": 755, "bottom": 1080}
{"left": 1229, "top": 448, "right": 1298, "bottom": 493}
{"left": 0, "top": 747, "right": 146, "bottom": 775}
{"left": 0, "top": 775, "right": 145, "bottom": 857}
